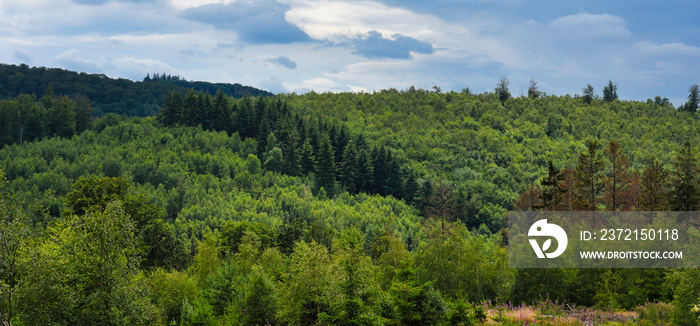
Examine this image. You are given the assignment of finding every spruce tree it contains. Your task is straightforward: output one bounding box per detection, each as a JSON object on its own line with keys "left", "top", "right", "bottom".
{"left": 573, "top": 140, "right": 604, "bottom": 210}
{"left": 602, "top": 80, "right": 618, "bottom": 102}
{"left": 284, "top": 129, "right": 302, "bottom": 177}
{"left": 339, "top": 141, "right": 359, "bottom": 193}
{"left": 639, "top": 158, "right": 669, "bottom": 211}
{"left": 403, "top": 172, "right": 419, "bottom": 205}
{"left": 300, "top": 139, "right": 316, "bottom": 175}
{"left": 669, "top": 141, "right": 699, "bottom": 211}
{"left": 384, "top": 150, "right": 404, "bottom": 199}
{"left": 682, "top": 84, "right": 699, "bottom": 114}
{"left": 316, "top": 134, "right": 336, "bottom": 196}
{"left": 371, "top": 145, "right": 387, "bottom": 195}
{"left": 601, "top": 140, "right": 632, "bottom": 211}
{"left": 536, "top": 160, "right": 567, "bottom": 210}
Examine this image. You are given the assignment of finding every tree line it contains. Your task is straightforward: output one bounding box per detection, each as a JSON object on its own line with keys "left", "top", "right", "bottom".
{"left": 516, "top": 139, "right": 699, "bottom": 212}
{"left": 158, "top": 89, "right": 410, "bottom": 201}
{"left": 0, "top": 63, "right": 271, "bottom": 116}
{"left": 0, "top": 86, "right": 92, "bottom": 147}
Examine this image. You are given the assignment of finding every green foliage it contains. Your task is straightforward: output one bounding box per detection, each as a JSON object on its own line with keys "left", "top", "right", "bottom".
{"left": 1, "top": 81, "right": 700, "bottom": 324}
{"left": 387, "top": 268, "right": 447, "bottom": 326}
{"left": 149, "top": 268, "right": 199, "bottom": 324}
{"left": 666, "top": 269, "right": 700, "bottom": 326}
{"left": 242, "top": 266, "right": 279, "bottom": 325}
{"left": 0, "top": 63, "right": 271, "bottom": 117}
{"left": 16, "top": 201, "right": 150, "bottom": 325}
{"left": 669, "top": 141, "right": 699, "bottom": 211}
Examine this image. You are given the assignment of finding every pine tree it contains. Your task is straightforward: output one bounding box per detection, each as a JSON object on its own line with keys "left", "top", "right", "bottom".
{"left": 182, "top": 89, "right": 199, "bottom": 127}
{"left": 158, "top": 91, "right": 183, "bottom": 127}
{"left": 403, "top": 172, "right": 419, "bottom": 205}
{"left": 211, "top": 90, "right": 230, "bottom": 132}
{"left": 536, "top": 160, "right": 567, "bottom": 211}
{"left": 601, "top": 141, "right": 633, "bottom": 211}
{"left": 528, "top": 77, "right": 541, "bottom": 99}
{"left": 574, "top": 140, "right": 604, "bottom": 210}
{"left": 300, "top": 139, "right": 316, "bottom": 175}
{"left": 669, "top": 141, "right": 699, "bottom": 211}
{"left": 639, "top": 158, "right": 669, "bottom": 211}
{"left": 384, "top": 150, "right": 404, "bottom": 199}
{"left": 602, "top": 80, "right": 618, "bottom": 102}
{"left": 316, "top": 134, "right": 336, "bottom": 196}
{"left": 339, "top": 141, "right": 359, "bottom": 193}
{"left": 582, "top": 84, "right": 595, "bottom": 104}
{"left": 424, "top": 176, "right": 455, "bottom": 239}
{"left": 495, "top": 76, "right": 511, "bottom": 103}
{"left": 682, "top": 84, "right": 699, "bottom": 114}
{"left": 73, "top": 95, "right": 92, "bottom": 134}
{"left": 371, "top": 146, "right": 387, "bottom": 195}
{"left": 284, "top": 129, "right": 302, "bottom": 177}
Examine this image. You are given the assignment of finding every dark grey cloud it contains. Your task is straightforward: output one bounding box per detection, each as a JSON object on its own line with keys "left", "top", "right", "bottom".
{"left": 353, "top": 31, "right": 434, "bottom": 59}
{"left": 181, "top": 0, "right": 310, "bottom": 44}
{"left": 267, "top": 56, "right": 297, "bottom": 69}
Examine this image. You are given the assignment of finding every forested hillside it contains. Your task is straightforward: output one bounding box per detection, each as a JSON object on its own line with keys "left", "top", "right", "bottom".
{"left": 0, "top": 63, "right": 271, "bottom": 116}
{"left": 1, "top": 80, "right": 700, "bottom": 325}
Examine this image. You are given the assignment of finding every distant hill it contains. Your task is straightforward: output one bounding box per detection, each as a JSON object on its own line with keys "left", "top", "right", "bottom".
{"left": 0, "top": 63, "right": 273, "bottom": 116}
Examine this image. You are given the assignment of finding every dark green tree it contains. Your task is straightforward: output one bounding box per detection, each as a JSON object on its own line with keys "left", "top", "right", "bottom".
{"left": 316, "top": 134, "right": 336, "bottom": 196}
{"left": 300, "top": 139, "right": 316, "bottom": 175}
{"left": 573, "top": 140, "right": 604, "bottom": 210}
{"left": 495, "top": 76, "right": 511, "bottom": 103}
{"left": 528, "top": 77, "right": 541, "bottom": 99}
{"left": 158, "top": 91, "right": 183, "bottom": 127}
{"left": 681, "top": 84, "right": 699, "bottom": 114}
{"left": 601, "top": 140, "right": 632, "bottom": 211}
{"left": 669, "top": 141, "right": 699, "bottom": 211}
{"left": 340, "top": 141, "right": 360, "bottom": 193}
{"left": 582, "top": 84, "right": 595, "bottom": 104}
{"left": 242, "top": 267, "right": 279, "bottom": 325}
{"left": 535, "top": 160, "right": 567, "bottom": 210}
{"left": 603, "top": 80, "right": 618, "bottom": 102}
{"left": 639, "top": 158, "right": 669, "bottom": 211}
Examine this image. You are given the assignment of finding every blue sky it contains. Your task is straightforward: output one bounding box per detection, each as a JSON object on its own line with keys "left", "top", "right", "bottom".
{"left": 1, "top": 0, "right": 699, "bottom": 106}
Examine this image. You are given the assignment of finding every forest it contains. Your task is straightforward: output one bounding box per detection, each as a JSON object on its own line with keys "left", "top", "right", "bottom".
{"left": 1, "top": 68, "right": 700, "bottom": 325}
{"left": 0, "top": 63, "right": 271, "bottom": 117}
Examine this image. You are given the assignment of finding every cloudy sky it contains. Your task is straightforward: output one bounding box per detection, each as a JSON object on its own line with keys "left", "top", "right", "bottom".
{"left": 1, "top": 0, "right": 699, "bottom": 105}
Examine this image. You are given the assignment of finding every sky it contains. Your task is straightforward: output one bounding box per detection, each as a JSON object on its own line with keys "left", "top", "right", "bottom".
{"left": 1, "top": 0, "right": 699, "bottom": 106}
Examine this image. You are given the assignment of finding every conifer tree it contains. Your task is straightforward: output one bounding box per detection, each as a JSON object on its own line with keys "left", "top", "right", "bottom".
{"left": 285, "top": 129, "right": 302, "bottom": 177}
{"left": 339, "top": 141, "right": 359, "bottom": 193}
{"left": 669, "top": 141, "right": 699, "bottom": 211}
{"left": 582, "top": 84, "right": 595, "bottom": 104}
{"left": 639, "top": 158, "right": 669, "bottom": 211}
{"left": 574, "top": 140, "right": 604, "bottom": 210}
{"left": 385, "top": 150, "right": 404, "bottom": 199}
{"left": 371, "top": 146, "right": 387, "bottom": 195}
{"left": 601, "top": 141, "right": 632, "bottom": 211}
{"left": 536, "top": 160, "right": 567, "bottom": 211}
{"left": 682, "top": 84, "right": 699, "bottom": 114}
{"left": 602, "top": 80, "right": 618, "bottom": 102}
{"left": 211, "top": 90, "right": 230, "bottom": 131}
{"left": 182, "top": 89, "right": 199, "bottom": 127}
{"left": 316, "top": 134, "right": 336, "bottom": 196}
{"left": 300, "top": 139, "right": 316, "bottom": 175}
{"left": 403, "top": 172, "right": 419, "bottom": 205}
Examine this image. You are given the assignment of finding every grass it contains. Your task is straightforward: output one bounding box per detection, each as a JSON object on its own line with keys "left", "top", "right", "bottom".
{"left": 475, "top": 297, "right": 672, "bottom": 326}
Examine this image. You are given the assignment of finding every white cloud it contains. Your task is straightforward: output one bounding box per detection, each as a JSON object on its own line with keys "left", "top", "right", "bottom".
{"left": 282, "top": 0, "right": 440, "bottom": 42}
{"left": 54, "top": 49, "right": 179, "bottom": 80}
{"left": 549, "top": 13, "right": 631, "bottom": 41}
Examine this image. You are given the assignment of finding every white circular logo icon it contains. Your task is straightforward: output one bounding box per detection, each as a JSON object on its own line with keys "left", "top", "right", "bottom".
{"left": 528, "top": 219, "right": 568, "bottom": 259}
